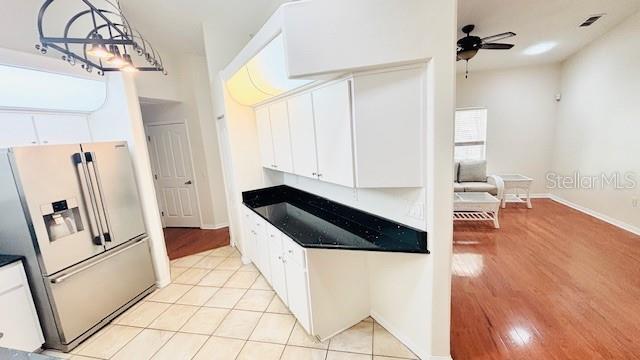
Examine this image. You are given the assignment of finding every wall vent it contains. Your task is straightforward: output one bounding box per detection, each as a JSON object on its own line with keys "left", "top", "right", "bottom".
{"left": 580, "top": 14, "right": 605, "bottom": 27}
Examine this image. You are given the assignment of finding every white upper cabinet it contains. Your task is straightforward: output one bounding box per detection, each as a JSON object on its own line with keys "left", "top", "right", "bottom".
{"left": 33, "top": 113, "right": 91, "bottom": 145}
{"left": 253, "top": 65, "right": 425, "bottom": 188}
{"left": 312, "top": 80, "right": 355, "bottom": 188}
{"left": 287, "top": 93, "right": 319, "bottom": 179}
{"left": 0, "top": 113, "right": 38, "bottom": 147}
{"left": 255, "top": 106, "right": 275, "bottom": 169}
{"left": 351, "top": 67, "right": 424, "bottom": 187}
{"left": 0, "top": 111, "right": 92, "bottom": 148}
{"left": 269, "top": 101, "right": 294, "bottom": 173}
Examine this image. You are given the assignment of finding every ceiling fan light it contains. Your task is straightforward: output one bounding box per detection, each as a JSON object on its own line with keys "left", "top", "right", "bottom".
{"left": 458, "top": 49, "right": 478, "bottom": 61}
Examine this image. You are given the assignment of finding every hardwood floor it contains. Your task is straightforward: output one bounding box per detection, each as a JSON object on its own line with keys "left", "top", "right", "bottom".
{"left": 163, "top": 227, "right": 230, "bottom": 260}
{"left": 451, "top": 199, "right": 640, "bottom": 360}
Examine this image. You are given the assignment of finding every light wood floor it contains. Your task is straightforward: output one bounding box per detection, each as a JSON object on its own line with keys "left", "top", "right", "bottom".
{"left": 164, "top": 227, "right": 230, "bottom": 260}
{"left": 452, "top": 199, "right": 640, "bottom": 360}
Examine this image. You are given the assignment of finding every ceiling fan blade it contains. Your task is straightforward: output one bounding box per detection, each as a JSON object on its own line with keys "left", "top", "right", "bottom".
{"left": 480, "top": 32, "right": 516, "bottom": 43}
{"left": 481, "top": 43, "right": 514, "bottom": 50}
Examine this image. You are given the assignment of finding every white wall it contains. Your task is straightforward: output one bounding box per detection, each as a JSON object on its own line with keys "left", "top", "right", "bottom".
{"left": 89, "top": 73, "right": 171, "bottom": 287}
{"left": 137, "top": 54, "right": 229, "bottom": 229}
{"left": 552, "top": 11, "right": 640, "bottom": 232}
{"left": 456, "top": 64, "right": 561, "bottom": 194}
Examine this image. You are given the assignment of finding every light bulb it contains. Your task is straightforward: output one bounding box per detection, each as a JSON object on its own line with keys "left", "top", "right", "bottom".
{"left": 86, "top": 34, "right": 112, "bottom": 59}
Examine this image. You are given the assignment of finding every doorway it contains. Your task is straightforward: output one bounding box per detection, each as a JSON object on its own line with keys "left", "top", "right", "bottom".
{"left": 146, "top": 123, "right": 201, "bottom": 228}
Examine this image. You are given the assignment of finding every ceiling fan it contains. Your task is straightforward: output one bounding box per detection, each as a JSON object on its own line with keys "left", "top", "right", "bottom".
{"left": 457, "top": 24, "right": 516, "bottom": 78}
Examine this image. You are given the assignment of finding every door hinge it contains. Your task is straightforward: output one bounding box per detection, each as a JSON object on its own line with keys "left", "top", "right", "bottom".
{"left": 161, "top": 211, "right": 165, "bottom": 216}
{"left": 147, "top": 135, "right": 151, "bottom": 142}
{"left": 154, "top": 174, "right": 158, "bottom": 180}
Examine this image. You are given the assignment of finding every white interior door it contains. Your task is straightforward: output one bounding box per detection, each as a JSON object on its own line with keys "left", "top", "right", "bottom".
{"left": 146, "top": 123, "right": 201, "bottom": 228}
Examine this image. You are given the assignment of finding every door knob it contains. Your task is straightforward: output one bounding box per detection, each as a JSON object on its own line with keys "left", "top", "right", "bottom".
{"left": 184, "top": 180, "right": 192, "bottom": 185}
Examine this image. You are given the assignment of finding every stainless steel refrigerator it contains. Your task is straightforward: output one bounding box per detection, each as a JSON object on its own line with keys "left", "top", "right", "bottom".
{"left": 0, "top": 141, "right": 156, "bottom": 352}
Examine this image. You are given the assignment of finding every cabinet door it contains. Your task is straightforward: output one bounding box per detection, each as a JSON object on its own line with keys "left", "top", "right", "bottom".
{"left": 0, "top": 112, "right": 38, "bottom": 147}
{"left": 255, "top": 107, "right": 275, "bottom": 169}
{"left": 268, "top": 230, "right": 288, "bottom": 305}
{"left": 0, "top": 264, "right": 43, "bottom": 352}
{"left": 33, "top": 113, "right": 91, "bottom": 145}
{"left": 285, "top": 254, "right": 311, "bottom": 333}
{"left": 312, "top": 81, "right": 355, "bottom": 187}
{"left": 269, "top": 101, "right": 294, "bottom": 173}
{"left": 287, "top": 93, "right": 319, "bottom": 179}
{"left": 254, "top": 218, "right": 271, "bottom": 281}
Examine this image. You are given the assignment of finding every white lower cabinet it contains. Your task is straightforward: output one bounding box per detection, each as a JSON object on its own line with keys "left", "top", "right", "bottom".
{"left": 0, "top": 261, "right": 44, "bottom": 352}
{"left": 284, "top": 249, "right": 311, "bottom": 333}
{"left": 243, "top": 206, "right": 369, "bottom": 340}
{"left": 252, "top": 218, "right": 271, "bottom": 282}
{"left": 267, "top": 228, "right": 288, "bottom": 306}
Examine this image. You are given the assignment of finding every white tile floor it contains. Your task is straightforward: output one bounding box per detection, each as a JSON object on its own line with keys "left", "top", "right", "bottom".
{"left": 42, "top": 246, "right": 417, "bottom": 360}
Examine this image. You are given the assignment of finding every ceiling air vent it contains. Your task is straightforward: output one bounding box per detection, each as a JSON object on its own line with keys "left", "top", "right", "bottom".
{"left": 580, "top": 14, "right": 605, "bottom": 27}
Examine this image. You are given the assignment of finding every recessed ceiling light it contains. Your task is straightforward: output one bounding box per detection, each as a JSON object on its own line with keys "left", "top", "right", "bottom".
{"left": 523, "top": 41, "right": 557, "bottom": 55}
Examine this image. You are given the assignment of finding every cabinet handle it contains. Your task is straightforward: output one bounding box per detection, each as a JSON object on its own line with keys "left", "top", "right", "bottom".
{"left": 0, "top": 332, "right": 3, "bottom": 339}
{"left": 312, "top": 172, "right": 317, "bottom": 176}
{"left": 31, "top": 141, "right": 37, "bottom": 144}
{"left": 317, "top": 173, "right": 323, "bottom": 178}
{"left": 282, "top": 259, "right": 287, "bottom": 264}
{"left": 278, "top": 256, "right": 282, "bottom": 260}
{"left": 270, "top": 234, "right": 274, "bottom": 238}
{"left": 288, "top": 250, "right": 293, "bottom": 254}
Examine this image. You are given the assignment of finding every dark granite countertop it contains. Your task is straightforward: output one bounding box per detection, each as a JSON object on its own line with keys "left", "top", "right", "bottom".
{"left": 0, "top": 348, "right": 57, "bottom": 360}
{"left": 0, "top": 254, "right": 23, "bottom": 267}
{"left": 242, "top": 185, "right": 428, "bottom": 254}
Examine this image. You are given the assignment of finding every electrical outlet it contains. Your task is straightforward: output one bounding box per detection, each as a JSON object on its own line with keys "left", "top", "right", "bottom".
{"left": 409, "top": 202, "right": 424, "bottom": 220}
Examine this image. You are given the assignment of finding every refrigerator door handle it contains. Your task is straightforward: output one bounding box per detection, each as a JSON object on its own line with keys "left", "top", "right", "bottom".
{"left": 84, "top": 152, "right": 112, "bottom": 242}
{"left": 73, "top": 153, "right": 104, "bottom": 246}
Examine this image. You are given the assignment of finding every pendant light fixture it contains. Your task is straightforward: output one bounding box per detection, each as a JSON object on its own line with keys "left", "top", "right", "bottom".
{"left": 36, "top": 0, "right": 166, "bottom": 75}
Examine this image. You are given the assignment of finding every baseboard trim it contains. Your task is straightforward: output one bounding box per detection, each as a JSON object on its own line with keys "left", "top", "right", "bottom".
{"left": 549, "top": 195, "right": 640, "bottom": 236}
{"left": 529, "top": 193, "right": 552, "bottom": 199}
{"left": 370, "top": 311, "right": 427, "bottom": 360}
{"left": 200, "top": 223, "right": 229, "bottom": 230}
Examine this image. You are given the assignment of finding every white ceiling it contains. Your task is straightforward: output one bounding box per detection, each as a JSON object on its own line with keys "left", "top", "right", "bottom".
{"left": 0, "top": 0, "right": 287, "bottom": 60}
{"left": 3, "top": 1, "right": 639, "bottom": 72}
{"left": 457, "top": 0, "right": 640, "bottom": 72}
{"left": 119, "top": 0, "right": 290, "bottom": 55}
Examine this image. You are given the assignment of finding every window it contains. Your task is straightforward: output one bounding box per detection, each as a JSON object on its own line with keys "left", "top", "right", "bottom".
{"left": 0, "top": 64, "right": 106, "bottom": 112}
{"left": 455, "top": 108, "right": 487, "bottom": 161}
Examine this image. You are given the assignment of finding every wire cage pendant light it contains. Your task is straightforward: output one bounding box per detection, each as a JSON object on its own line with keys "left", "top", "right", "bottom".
{"left": 36, "top": 0, "right": 167, "bottom": 75}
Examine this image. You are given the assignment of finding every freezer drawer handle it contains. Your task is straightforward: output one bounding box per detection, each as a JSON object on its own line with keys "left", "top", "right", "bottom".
{"left": 50, "top": 238, "right": 147, "bottom": 284}
{"left": 73, "top": 153, "right": 104, "bottom": 245}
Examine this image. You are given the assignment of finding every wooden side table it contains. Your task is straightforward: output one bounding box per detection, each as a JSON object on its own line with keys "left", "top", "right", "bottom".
{"left": 497, "top": 174, "right": 533, "bottom": 209}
